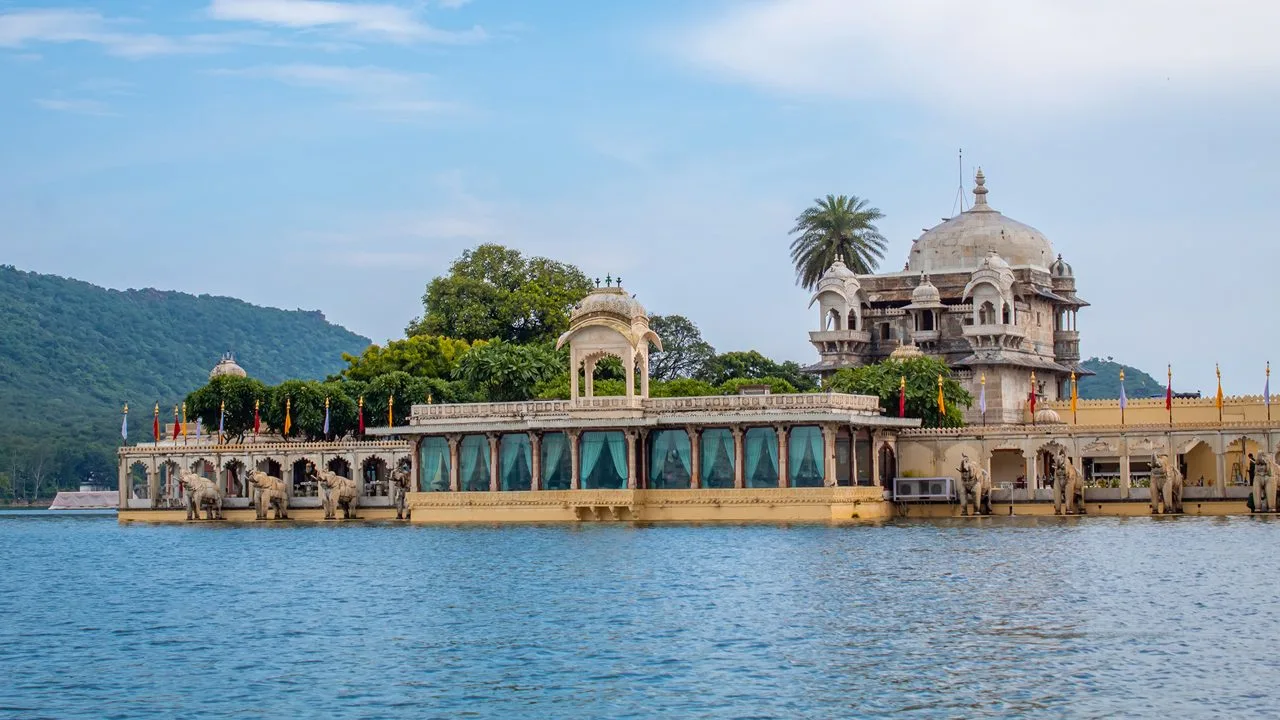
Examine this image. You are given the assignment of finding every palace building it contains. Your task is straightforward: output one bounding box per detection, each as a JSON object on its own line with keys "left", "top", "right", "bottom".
{"left": 805, "top": 170, "right": 1090, "bottom": 425}
{"left": 115, "top": 171, "right": 1280, "bottom": 523}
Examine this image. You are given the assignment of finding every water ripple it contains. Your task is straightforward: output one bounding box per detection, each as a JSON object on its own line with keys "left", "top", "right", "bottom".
{"left": 2, "top": 512, "right": 1279, "bottom": 718}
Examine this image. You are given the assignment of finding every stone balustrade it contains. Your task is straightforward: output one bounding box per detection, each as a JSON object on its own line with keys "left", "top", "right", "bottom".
{"left": 407, "top": 392, "right": 884, "bottom": 424}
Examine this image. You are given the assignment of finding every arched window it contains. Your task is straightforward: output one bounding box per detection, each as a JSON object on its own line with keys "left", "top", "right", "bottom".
{"left": 826, "top": 308, "right": 842, "bottom": 331}
{"left": 919, "top": 311, "right": 935, "bottom": 332}
{"left": 1001, "top": 304, "right": 1011, "bottom": 325}
{"left": 978, "top": 301, "right": 995, "bottom": 324}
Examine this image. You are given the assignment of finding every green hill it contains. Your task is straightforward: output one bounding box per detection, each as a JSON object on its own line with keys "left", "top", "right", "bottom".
{"left": 0, "top": 265, "right": 371, "bottom": 498}
{"left": 1077, "top": 357, "right": 1172, "bottom": 400}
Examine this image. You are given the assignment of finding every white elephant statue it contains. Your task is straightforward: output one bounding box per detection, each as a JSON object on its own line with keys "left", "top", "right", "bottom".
{"left": 1253, "top": 455, "right": 1278, "bottom": 513}
{"left": 1150, "top": 453, "right": 1184, "bottom": 515}
{"left": 179, "top": 472, "right": 223, "bottom": 521}
{"left": 1052, "top": 449, "right": 1085, "bottom": 515}
{"left": 957, "top": 454, "right": 992, "bottom": 516}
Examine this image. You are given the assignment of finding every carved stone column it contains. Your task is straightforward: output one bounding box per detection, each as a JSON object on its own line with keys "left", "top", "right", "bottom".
{"left": 822, "top": 424, "right": 837, "bottom": 487}
{"left": 529, "top": 431, "right": 542, "bottom": 491}
{"left": 686, "top": 426, "right": 701, "bottom": 489}
{"left": 624, "top": 352, "right": 635, "bottom": 400}
{"left": 447, "top": 435, "right": 460, "bottom": 492}
{"left": 117, "top": 459, "right": 127, "bottom": 508}
{"left": 570, "top": 349, "right": 579, "bottom": 402}
{"left": 1025, "top": 454, "right": 1038, "bottom": 492}
{"left": 640, "top": 354, "right": 650, "bottom": 398}
{"left": 1119, "top": 453, "right": 1131, "bottom": 500}
{"left": 850, "top": 426, "right": 859, "bottom": 487}
{"left": 568, "top": 429, "right": 582, "bottom": 490}
{"left": 1215, "top": 450, "right": 1227, "bottom": 498}
{"left": 148, "top": 466, "right": 160, "bottom": 508}
{"left": 626, "top": 429, "right": 639, "bottom": 489}
{"left": 732, "top": 426, "right": 745, "bottom": 489}
{"left": 410, "top": 437, "right": 421, "bottom": 492}
{"left": 870, "top": 431, "right": 882, "bottom": 488}
{"left": 775, "top": 425, "right": 789, "bottom": 488}
{"left": 488, "top": 433, "right": 500, "bottom": 492}
{"left": 637, "top": 429, "right": 649, "bottom": 489}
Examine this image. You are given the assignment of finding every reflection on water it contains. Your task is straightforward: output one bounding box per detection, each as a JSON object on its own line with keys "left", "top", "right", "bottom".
{"left": 1, "top": 512, "right": 1278, "bottom": 718}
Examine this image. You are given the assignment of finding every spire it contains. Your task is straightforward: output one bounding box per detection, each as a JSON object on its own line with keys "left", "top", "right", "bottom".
{"left": 972, "top": 167, "right": 989, "bottom": 208}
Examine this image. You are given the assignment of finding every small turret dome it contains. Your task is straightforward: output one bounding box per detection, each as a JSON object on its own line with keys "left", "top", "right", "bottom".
{"left": 570, "top": 284, "right": 647, "bottom": 323}
{"left": 1034, "top": 407, "right": 1064, "bottom": 424}
{"left": 1049, "top": 254, "right": 1073, "bottom": 278}
{"left": 911, "top": 273, "right": 941, "bottom": 305}
{"left": 210, "top": 353, "right": 247, "bottom": 380}
{"left": 820, "top": 256, "right": 857, "bottom": 281}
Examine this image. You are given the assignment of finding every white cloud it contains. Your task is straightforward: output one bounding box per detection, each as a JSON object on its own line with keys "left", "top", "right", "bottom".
{"left": 679, "top": 0, "right": 1280, "bottom": 113}
{"left": 207, "top": 0, "right": 484, "bottom": 43}
{"left": 0, "top": 8, "right": 262, "bottom": 57}
{"left": 34, "top": 98, "right": 117, "bottom": 116}
{"left": 211, "top": 63, "right": 458, "bottom": 115}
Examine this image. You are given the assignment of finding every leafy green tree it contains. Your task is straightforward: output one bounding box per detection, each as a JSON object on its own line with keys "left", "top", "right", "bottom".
{"left": 648, "top": 314, "right": 716, "bottom": 381}
{"left": 335, "top": 335, "right": 475, "bottom": 383}
{"left": 406, "top": 244, "right": 594, "bottom": 344}
{"left": 184, "top": 375, "right": 270, "bottom": 442}
{"left": 455, "top": 340, "right": 565, "bottom": 402}
{"left": 789, "top": 194, "right": 887, "bottom": 289}
{"left": 826, "top": 356, "right": 971, "bottom": 427}
{"left": 364, "top": 372, "right": 430, "bottom": 428}
{"left": 264, "top": 380, "right": 326, "bottom": 440}
{"left": 698, "top": 351, "right": 818, "bottom": 392}
{"left": 718, "top": 376, "right": 797, "bottom": 395}
{"left": 534, "top": 376, "right": 626, "bottom": 400}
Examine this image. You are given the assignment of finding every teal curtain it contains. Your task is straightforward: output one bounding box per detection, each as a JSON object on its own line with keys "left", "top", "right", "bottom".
{"left": 701, "top": 429, "right": 735, "bottom": 489}
{"left": 500, "top": 434, "right": 532, "bottom": 491}
{"left": 419, "top": 436, "right": 450, "bottom": 491}
{"left": 460, "top": 435, "right": 489, "bottom": 492}
{"left": 541, "top": 433, "right": 569, "bottom": 490}
{"left": 582, "top": 431, "right": 626, "bottom": 489}
{"left": 649, "top": 430, "right": 691, "bottom": 489}
{"left": 608, "top": 433, "right": 627, "bottom": 485}
{"left": 789, "top": 426, "right": 824, "bottom": 488}
{"left": 745, "top": 427, "right": 778, "bottom": 488}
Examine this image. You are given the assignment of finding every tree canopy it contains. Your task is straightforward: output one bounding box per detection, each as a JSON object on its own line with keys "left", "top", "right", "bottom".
{"left": 647, "top": 314, "right": 716, "bottom": 381}
{"left": 405, "top": 244, "right": 594, "bottom": 344}
{"left": 827, "top": 357, "right": 971, "bottom": 427}
{"left": 789, "top": 194, "right": 887, "bottom": 289}
{"left": 453, "top": 340, "right": 565, "bottom": 402}
{"left": 697, "top": 350, "right": 818, "bottom": 392}
{"left": 335, "top": 335, "right": 474, "bottom": 383}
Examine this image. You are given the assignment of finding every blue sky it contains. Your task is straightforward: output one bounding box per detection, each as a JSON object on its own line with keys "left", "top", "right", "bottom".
{"left": 2, "top": 0, "right": 1278, "bottom": 394}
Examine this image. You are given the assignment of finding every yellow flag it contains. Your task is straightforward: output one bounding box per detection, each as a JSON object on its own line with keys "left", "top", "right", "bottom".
{"left": 388, "top": 394, "right": 395, "bottom": 427}
{"left": 936, "top": 374, "right": 946, "bottom": 415}
{"left": 1070, "top": 371, "right": 1078, "bottom": 415}
{"left": 284, "top": 397, "right": 292, "bottom": 435}
{"left": 1215, "top": 364, "right": 1224, "bottom": 409}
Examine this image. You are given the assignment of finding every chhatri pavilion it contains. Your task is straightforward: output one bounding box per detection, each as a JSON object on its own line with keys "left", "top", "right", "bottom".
{"left": 116, "top": 170, "right": 1280, "bottom": 523}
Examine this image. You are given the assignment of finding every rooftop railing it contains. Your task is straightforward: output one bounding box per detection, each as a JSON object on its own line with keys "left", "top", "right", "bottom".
{"left": 408, "top": 392, "right": 884, "bottom": 424}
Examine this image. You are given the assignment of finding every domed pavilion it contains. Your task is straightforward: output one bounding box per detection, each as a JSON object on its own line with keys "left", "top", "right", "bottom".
{"left": 806, "top": 169, "right": 1090, "bottom": 424}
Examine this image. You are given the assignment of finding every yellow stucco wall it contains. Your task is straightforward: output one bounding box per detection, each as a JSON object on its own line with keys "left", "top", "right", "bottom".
{"left": 1047, "top": 395, "right": 1275, "bottom": 426}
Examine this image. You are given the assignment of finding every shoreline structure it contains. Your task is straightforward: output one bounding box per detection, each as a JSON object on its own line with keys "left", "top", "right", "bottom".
{"left": 116, "top": 172, "right": 1279, "bottom": 523}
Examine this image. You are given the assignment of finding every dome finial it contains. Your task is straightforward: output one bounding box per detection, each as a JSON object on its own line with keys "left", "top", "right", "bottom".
{"left": 973, "top": 167, "right": 988, "bottom": 207}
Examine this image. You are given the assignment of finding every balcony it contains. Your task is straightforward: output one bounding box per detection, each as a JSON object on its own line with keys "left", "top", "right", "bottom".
{"left": 962, "top": 323, "right": 1026, "bottom": 351}
{"left": 808, "top": 329, "right": 871, "bottom": 344}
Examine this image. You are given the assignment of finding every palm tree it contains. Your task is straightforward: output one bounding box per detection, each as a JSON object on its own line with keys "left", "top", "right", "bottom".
{"left": 789, "top": 194, "right": 887, "bottom": 289}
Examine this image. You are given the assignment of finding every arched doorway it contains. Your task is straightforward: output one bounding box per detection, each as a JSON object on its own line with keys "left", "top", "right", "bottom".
{"left": 326, "top": 457, "right": 351, "bottom": 479}
{"left": 292, "top": 459, "right": 316, "bottom": 497}
{"left": 1180, "top": 440, "right": 1215, "bottom": 488}
{"left": 878, "top": 443, "right": 897, "bottom": 488}
{"left": 990, "top": 449, "right": 1025, "bottom": 489}
{"left": 223, "top": 460, "right": 246, "bottom": 497}
{"left": 362, "top": 457, "right": 388, "bottom": 496}
{"left": 128, "top": 462, "right": 149, "bottom": 500}
{"left": 1036, "top": 442, "right": 1068, "bottom": 489}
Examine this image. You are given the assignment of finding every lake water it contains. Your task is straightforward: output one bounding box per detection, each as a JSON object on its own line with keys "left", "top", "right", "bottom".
{"left": 2, "top": 511, "right": 1278, "bottom": 719}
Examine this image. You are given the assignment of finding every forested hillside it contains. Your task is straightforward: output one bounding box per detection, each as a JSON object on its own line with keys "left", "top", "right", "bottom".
{"left": 0, "top": 265, "right": 370, "bottom": 500}
{"left": 1077, "top": 357, "right": 1170, "bottom": 399}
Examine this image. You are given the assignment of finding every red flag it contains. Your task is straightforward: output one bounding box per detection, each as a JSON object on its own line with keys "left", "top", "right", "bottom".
{"left": 898, "top": 376, "right": 906, "bottom": 418}
{"left": 1165, "top": 365, "right": 1173, "bottom": 412}
{"left": 153, "top": 404, "right": 160, "bottom": 443}
{"left": 253, "top": 399, "right": 261, "bottom": 434}
{"left": 358, "top": 396, "right": 365, "bottom": 435}
{"left": 173, "top": 406, "right": 179, "bottom": 439}
{"left": 1029, "top": 389, "right": 1036, "bottom": 416}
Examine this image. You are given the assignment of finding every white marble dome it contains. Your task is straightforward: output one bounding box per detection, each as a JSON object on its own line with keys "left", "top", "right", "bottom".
{"left": 570, "top": 285, "right": 647, "bottom": 322}
{"left": 908, "top": 169, "right": 1055, "bottom": 274}
{"left": 1034, "top": 407, "right": 1064, "bottom": 424}
{"left": 209, "top": 353, "right": 247, "bottom": 380}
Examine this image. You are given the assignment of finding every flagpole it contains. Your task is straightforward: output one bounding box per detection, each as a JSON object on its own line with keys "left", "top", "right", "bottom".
{"left": 980, "top": 373, "right": 986, "bottom": 427}
{"left": 1266, "top": 361, "right": 1271, "bottom": 424}
{"left": 1167, "top": 364, "right": 1173, "bottom": 426}
{"left": 153, "top": 403, "right": 160, "bottom": 447}
{"left": 181, "top": 402, "right": 188, "bottom": 446}
{"left": 1119, "top": 370, "right": 1126, "bottom": 426}
{"left": 121, "top": 403, "right": 128, "bottom": 444}
{"left": 1070, "top": 372, "right": 1077, "bottom": 425}
{"left": 1216, "top": 363, "right": 1223, "bottom": 424}
{"left": 1029, "top": 371, "right": 1037, "bottom": 426}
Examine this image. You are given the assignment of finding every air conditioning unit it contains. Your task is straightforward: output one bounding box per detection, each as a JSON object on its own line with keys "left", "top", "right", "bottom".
{"left": 893, "top": 477, "right": 953, "bottom": 501}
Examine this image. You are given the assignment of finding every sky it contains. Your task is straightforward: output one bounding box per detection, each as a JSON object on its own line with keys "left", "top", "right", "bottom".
{"left": 1, "top": 0, "right": 1278, "bottom": 394}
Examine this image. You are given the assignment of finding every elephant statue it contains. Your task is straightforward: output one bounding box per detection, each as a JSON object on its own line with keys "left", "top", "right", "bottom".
{"left": 956, "top": 454, "right": 992, "bottom": 516}
{"left": 1253, "top": 455, "right": 1278, "bottom": 513}
{"left": 179, "top": 472, "right": 223, "bottom": 521}
{"left": 1150, "top": 453, "right": 1184, "bottom": 515}
{"left": 1051, "top": 448, "right": 1085, "bottom": 515}
{"left": 390, "top": 461, "right": 411, "bottom": 520}
{"left": 247, "top": 470, "right": 289, "bottom": 520}
{"left": 314, "top": 464, "right": 359, "bottom": 520}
